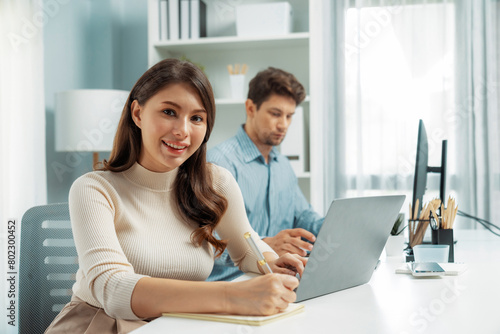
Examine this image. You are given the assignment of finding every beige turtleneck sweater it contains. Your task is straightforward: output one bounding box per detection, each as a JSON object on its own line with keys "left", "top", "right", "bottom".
{"left": 68, "top": 162, "right": 274, "bottom": 320}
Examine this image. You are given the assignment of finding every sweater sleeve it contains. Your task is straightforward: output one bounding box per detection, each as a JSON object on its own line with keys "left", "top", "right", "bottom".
{"left": 69, "top": 173, "right": 148, "bottom": 320}
{"left": 211, "top": 165, "right": 276, "bottom": 274}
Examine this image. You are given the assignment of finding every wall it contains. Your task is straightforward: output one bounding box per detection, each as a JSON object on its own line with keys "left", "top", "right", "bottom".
{"left": 44, "top": 0, "right": 148, "bottom": 203}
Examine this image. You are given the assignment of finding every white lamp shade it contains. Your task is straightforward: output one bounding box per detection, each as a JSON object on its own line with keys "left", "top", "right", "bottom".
{"left": 55, "top": 89, "right": 129, "bottom": 152}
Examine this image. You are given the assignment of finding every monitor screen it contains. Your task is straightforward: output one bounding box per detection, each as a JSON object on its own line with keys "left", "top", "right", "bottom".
{"left": 412, "top": 120, "right": 428, "bottom": 215}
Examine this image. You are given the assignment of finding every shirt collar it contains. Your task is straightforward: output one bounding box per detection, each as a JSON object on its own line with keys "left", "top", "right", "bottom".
{"left": 236, "top": 125, "right": 279, "bottom": 164}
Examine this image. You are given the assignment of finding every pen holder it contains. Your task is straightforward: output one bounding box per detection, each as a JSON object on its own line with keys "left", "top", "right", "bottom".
{"left": 431, "top": 229, "right": 454, "bottom": 262}
{"left": 229, "top": 74, "right": 245, "bottom": 99}
{"left": 405, "top": 218, "right": 431, "bottom": 262}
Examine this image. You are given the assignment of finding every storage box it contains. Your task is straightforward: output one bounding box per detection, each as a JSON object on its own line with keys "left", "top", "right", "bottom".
{"left": 236, "top": 2, "right": 293, "bottom": 37}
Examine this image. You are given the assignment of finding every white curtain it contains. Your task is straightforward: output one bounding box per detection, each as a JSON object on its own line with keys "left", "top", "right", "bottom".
{"left": 310, "top": 0, "right": 456, "bottom": 215}
{"left": 339, "top": 0, "right": 486, "bottom": 228}
{"left": 0, "top": 1, "right": 47, "bottom": 333}
{"left": 312, "top": 0, "right": 499, "bottom": 227}
{"left": 310, "top": 0, "right": 347, "bottom": 214}
{"left": 455, "top": 0, "right": 500, "bottom": 226}
{"left": 344, "top": 0, "right": 456, "bottom": 217}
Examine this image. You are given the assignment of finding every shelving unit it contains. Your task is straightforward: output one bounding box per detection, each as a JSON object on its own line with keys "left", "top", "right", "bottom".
{"left": 215, "top": 95, "right": 309, "bottom": 106}
{"left": 147, "top": 0, "right": 314, "bottom": 202}
{"left": 152, "top": 32, "right": 309, "bottom": 53}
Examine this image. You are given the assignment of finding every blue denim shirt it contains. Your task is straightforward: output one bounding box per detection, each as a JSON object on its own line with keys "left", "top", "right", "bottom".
{"left": 207, "top": 125, "right": 324, "bottom": 281}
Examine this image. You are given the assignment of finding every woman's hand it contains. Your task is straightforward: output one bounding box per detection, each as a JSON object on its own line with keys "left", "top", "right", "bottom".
{"left": 226, "top": 274, "right": 299, "bottom": 316}
{"left": 268, "top": 253, "right": 307, "bottom": 277}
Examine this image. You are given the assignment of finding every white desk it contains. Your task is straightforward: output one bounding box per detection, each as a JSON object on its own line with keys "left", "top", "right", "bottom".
{"left": 132, "top": 230, "right": 500, "bottom": 334}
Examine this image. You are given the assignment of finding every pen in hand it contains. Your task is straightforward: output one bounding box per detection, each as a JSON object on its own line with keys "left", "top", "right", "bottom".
{"left": 244, "top": 232, "right": 273, "bottom": 274}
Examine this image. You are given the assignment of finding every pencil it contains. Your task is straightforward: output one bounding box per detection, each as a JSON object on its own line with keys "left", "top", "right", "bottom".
{"left": 244, "top": 232, "right": 273, "bottom": 274}
{"left": 452, "top": 207, "right": 458, "bottom": 228}
{"left": 413, "top": 199, "right": 419, "bottom": 222}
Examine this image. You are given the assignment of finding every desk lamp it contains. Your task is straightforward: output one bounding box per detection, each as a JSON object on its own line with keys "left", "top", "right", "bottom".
{"left": 55, "top": 89, "right": 129, "bottom": 169}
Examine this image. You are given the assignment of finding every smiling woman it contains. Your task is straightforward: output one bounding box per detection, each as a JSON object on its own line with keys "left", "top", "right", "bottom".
{"left": 44, "top": 58, "right": 306, "bottom": 334}
{"left": 99, "top": 59, "right": 227, "bottom": 257}
{"left": 131, "top": 83, "right": 208, "bottom": 173}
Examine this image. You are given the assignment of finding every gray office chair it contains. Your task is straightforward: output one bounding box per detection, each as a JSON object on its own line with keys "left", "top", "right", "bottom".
{"left": 19, "top": 203, "right": 77, "bottom": 334}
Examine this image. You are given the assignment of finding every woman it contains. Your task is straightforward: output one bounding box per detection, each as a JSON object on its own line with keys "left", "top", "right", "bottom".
{"left": 45, "top": 58, "right": 306, "bottom": 333}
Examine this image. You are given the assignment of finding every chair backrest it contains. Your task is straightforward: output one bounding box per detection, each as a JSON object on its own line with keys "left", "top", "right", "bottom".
{"left": 19, "top": 203, "right": 77, "bottom": 334}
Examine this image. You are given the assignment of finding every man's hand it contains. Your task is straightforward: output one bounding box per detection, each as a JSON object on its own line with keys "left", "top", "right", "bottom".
{"left": 268, "top": 253, "right": 308, "bottom": 277}
{"left": 263, "top": 228, "right": 316, "bottom": 256}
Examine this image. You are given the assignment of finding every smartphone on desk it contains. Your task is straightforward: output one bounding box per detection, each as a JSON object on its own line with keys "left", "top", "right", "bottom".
{"left": 408, "top": 262, "right": 445, "bottom": 277}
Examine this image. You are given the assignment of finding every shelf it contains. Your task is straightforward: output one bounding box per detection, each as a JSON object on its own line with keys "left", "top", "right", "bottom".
{"left": 215, "top": 98, "right": 246, "bottom": 105}
{"left": 215, "top": 96, "right": 310, "bottom": 106}
{"left": 153, "top": 32, "right": 309, "bottom": 54}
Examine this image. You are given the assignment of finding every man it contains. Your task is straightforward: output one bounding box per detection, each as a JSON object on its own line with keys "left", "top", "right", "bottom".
{"left": 207, "top": 67, "right": 324, "bottom": 281}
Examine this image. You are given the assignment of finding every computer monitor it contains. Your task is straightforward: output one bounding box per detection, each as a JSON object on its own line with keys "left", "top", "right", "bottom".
{"left": 412, "top": 120, "right": 447, "bottom": 214}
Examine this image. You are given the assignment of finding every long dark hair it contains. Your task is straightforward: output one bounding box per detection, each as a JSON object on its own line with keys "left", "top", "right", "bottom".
{"left": 100, "top": 58, "right": 228, "bottom": 256}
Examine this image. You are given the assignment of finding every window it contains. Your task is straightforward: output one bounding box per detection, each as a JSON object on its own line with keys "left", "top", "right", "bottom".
{"left": 344, "top": 2, "right": 456, "bottom": 207}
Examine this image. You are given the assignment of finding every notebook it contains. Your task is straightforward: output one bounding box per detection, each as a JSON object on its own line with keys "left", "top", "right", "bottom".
{"left": 162, "top": 302, "right": 304, "bottom": 326}
{"left": 295, "top": 195, "right": 406, "bottom": 302}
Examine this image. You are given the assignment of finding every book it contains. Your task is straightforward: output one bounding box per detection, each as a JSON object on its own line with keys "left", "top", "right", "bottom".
{"left": 180, "top": 0, "right": 190, "bottom": 39}
{"left": 169, "top": 0, "right": 180, "bottom": 40}
{"left": 190, "top": 0, "right": 206, "bottom": 39}
{"left": 162, "top": 303, "right": 305, "bottom": 326}
{"left": 159, "top": 0, "right": 168, "bottom": 40}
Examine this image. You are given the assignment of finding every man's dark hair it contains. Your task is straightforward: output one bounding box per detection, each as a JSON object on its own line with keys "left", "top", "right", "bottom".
{"left": 247, "top": 67, "right": 306, "bottom": 109}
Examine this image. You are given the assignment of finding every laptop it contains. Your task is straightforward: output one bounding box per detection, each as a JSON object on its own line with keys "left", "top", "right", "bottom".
{"left": 295, "top": 195, "right": 405, "bottom": 302}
